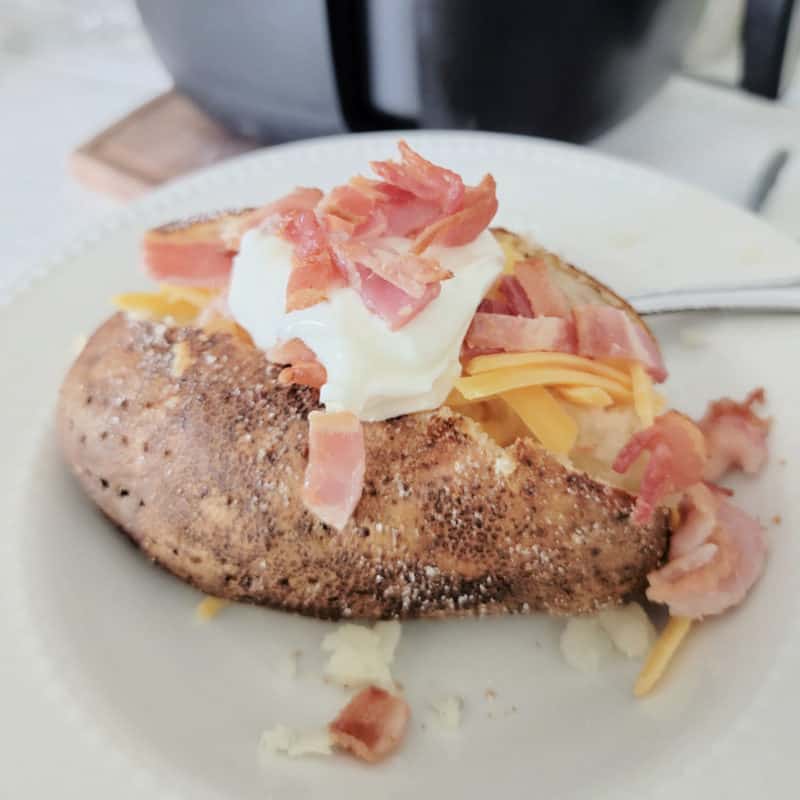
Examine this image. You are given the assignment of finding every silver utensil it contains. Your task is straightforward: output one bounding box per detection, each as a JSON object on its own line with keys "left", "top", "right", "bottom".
{"left": 631, "top": 277, "right": 800, "bottom": 315}
{"left": 630, "top": 149, "right": 799, "bottom": 316}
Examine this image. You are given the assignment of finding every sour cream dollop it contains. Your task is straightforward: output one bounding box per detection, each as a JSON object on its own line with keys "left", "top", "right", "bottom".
{"left": 227, "top": 229, "right": 504, "bottom": 421}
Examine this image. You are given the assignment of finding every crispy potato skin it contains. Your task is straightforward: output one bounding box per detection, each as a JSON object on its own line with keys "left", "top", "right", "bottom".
{"left": 57, "top": 311, "right": 668, "bottom": 619}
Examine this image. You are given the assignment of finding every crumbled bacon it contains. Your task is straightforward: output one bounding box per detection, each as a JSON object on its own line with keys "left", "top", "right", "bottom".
{"left": 268, "top": 339, "right": 327, "bottom": 390}
{"left": 496, "top": 275, "right": 533, "bottom": 317}
{"left": 411, "top": 174, "right": 498, "bottom": 254}
{"left": 514, "top": 257, "right": 571, "bottom": 319}
{"left": 331, "top": 239, "right": 452, "bottom": 299}
{"left": 221, "top": 187, "right": 324, "bottom": 250}
{"left": 465, "top": 313, "right": 576, "bottom": 354}
{"left": 329, "top": 686, "right": 411, "bottom": 763}
{"left": 351, "top": 264, "right": 441, "bottom": 331}
{"left": 698, "top": 388, "right": 770, "bottom": 481}
{"left": 573, "top": 304, "right": 667, "bottom": 382}
{"left": 302, "top": 411, "right": 365, "bottom": 531}
{"left": 647, "top": 482, "right": 767, "bottom": 618}
{"left": 613, "top": 411, "right": 707, "bottom": 525}
{"left": 278, "top": 210, "right": 347, "bottom": 312}
{"left": 371, "top": 140, "right": 465, "bottom": 214}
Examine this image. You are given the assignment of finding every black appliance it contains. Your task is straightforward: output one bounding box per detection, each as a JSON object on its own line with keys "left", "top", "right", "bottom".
{"left": 136, "top": 0, "right": 796, "bottom": 144}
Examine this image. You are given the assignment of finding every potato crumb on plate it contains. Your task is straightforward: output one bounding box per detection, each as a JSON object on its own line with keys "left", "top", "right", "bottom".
{"left": 260, "top": 725, "right": 332, "bottom": 758}
{"left": 321, "top": 621, "right": 401, "bottom": 689}
{"left": 429, "top": 695, "right": 463, "bottom": 731}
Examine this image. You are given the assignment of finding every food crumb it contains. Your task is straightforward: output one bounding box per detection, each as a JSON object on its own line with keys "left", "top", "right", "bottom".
{"left": 484, "top": 689, "right": 497, "bottom": 701}
{"left": 772, "top": 515, "right": 782, "bottom": 525}
{"left": 260, "top": 725, "right": 332, "bottom": 758}
{"left": 429, "top": 695, "right": 463, "bottom": 731}
{"left": 195, "top": 595, "right": 230, "bottom": 621}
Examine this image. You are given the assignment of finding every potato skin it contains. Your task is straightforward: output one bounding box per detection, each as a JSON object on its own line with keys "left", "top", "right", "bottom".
{"left": 57, "top": 312, "right": 668, "bottom": 619}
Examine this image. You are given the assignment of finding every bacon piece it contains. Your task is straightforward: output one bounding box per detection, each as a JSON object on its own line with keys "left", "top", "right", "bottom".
{"left": 647, "top": 483, "right": 767, "bottom": 618}
{"left": 514, "top": 257, "right": 571, "bottom": 318}
{"left": 278, "top": 210, "right": 347, "bottom": 311}
{"left": 143, "top": 189, "right": 324, "bottom": 288}
{"left": 411, "top": 174, "right": 498, "bottom": 254}
{"left": 573, "top": 304, "right": 667, "bottom": 383}
{"left": 329, "top": 687, "right": 410, "bottom": 763}
{"left": 221, "top": 187, "right": 323, "bottom": 249}
{"left": 278, "top": 362, "right": 327, "bottom": 389}
{"left": 371, "top": 140, "right": 465, "bottom": 214}
{"left": 669, "top": 482, "right": 719, "bottom": 559}
{"left": 322, "top": 177, "right": 442, "bottom": 239}
{"left": 302, "top": 411, "right": 365, "bottom": 531}
{"left": 352, "top": 264, "right": 440, "bottom": 331}
{"left": 465, "top": 312, "right": 576, "bottom": 354}
{"left": 613, "top": 411, "right": 708, "bottom": 525}
{"left": 268, "top": 338, "right": 327, "bottom": 389}
{"left": 497, "top": 276, "right": 533, "bottom": 317}
{"left": 142, "top": 213, "right": 240, "bottom": 288}
{"left": 332, "top": 240, "right": 452, "bottom": 299}
{"left": 267, "top": 337, "right": 318, "bottom": 365}
{"left": 698, "top": 388, "right": 770, "bottom": 481}
{"left": 477, "top": 296, "right": 511, "bottom": 315}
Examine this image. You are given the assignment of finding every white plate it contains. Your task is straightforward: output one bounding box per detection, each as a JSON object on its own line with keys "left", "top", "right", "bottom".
{"left": 2, "top": 131, "right": 799, "bottom": 800}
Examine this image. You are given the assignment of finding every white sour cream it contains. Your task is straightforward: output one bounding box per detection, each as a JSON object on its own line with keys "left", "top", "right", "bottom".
{"left": 228, "top": 229, "right": 504, "bottom": 421}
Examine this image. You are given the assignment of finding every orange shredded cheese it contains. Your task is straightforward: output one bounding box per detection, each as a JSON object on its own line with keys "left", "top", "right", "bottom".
{"left": 555, "top": 385, "right": 614, "bottom": 408}
{"left": 465, "top": 352, "right": 633, "bottom": 386}
{"left": 195, "top": 595, "right": 230, "bottom": 621}
{"left": 634, "top": 616, "right": 693, "bottom": 697}
{"left": 158, "top": 283, "right": 218, "bottom": 307}
{"left": 113, "top": 291, "right": 201, "bottom": 325}
{"left": 455, "top": 366, "right": 632, "bottom": 403}
{"left": 502, "top": 386, "right": 578, "bottom": 454}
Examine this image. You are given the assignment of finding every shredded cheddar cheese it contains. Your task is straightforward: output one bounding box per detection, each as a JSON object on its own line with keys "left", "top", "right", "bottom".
{"left": 502, "top": 386, "right": 578, "bottom": 455}
{"left": 113, "top": 291, "right": 201, "bottom": 325}
{"left": 634, "top": 616, "right": 693, "bottom": 696}
{"left": 631, "top": 363, "right": 656, "bottom": 428}
{"left": 159, "top": 283, "right": 218, "bottom": 307}
{"left": 465, "top": 352, "right": 633, "bottom": 386}
{"left": 195, "top": 595, "right": 230, "bottom": 621}
{"left": 455, "top": 366, "right": 632, "bottom": 403}
{"left": 555, "top": 385, "right": 614, "bottom": 408}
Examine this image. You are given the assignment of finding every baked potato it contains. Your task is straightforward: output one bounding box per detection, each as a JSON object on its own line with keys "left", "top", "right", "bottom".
{"left": 56, "top": 229, "right": 669, "bottom": 619}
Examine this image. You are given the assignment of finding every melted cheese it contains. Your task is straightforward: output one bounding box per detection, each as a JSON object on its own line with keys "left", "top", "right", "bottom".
{"left": 502, "top": 386, "right": 578, "bottom": 454}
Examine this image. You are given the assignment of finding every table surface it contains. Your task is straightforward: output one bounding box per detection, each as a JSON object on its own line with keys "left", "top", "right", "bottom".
{"left": 1, "top": 18, "right": 799, "bottom": 305}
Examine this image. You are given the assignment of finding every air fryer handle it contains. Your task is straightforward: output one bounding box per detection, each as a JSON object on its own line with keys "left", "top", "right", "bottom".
{"left": 742, "top": 0, "right": 796, "bottom": 97}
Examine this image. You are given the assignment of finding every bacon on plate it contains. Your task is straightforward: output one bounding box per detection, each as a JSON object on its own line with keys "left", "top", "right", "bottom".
{"left": 465, "top": 312, "right": 576, "bottom": 354}
{"left": 371, "top": 139, "right": 465, "bottom": 214}
{"left": 573, "top": 304, "right": 667, "bottom": 382}
{"left": 302, "top": 411, "right": 365, "bottom": 531}
{"left": 143, "top": 189, "right": 325, "bottom": 288}
{"left": 411, "top": 174, "right": 498, "bottom": 253}
{"left": 496, "top": 275, "right": 533, "bottom": 317}
{"left": 613, "top": 411, "right": 707, "bottom": 525}
{"left": 268, "top": 338, "right": 328, "bottom": 389}
{"left": 698, "top": 388, "right": 770, "bottom": 481}
{"left": 332, "top": 239, "right": 452, "bottom": 299}
{"left": 646, "top": 482, "right": 767, "bottom": 618}
{"left": 514, "top": 257, "right": 571, "bottom": 319}
{"left": 352, "top": 264, "right": 441, "bottom": 331}
{"left": 329, "top": 686, "right": 411, "bottom": 763}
